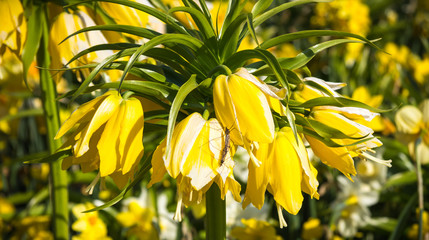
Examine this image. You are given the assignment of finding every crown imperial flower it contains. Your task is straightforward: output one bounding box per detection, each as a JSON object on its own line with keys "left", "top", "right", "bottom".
{"left": 56, "top": 90, "right": 144, "bottom": 190}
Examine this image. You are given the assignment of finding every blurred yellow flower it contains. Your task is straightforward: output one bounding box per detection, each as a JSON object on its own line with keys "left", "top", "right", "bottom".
{"left": 0, "top": 0, "right": 27, "bottom": 54}
{"left": 0, "top": 197, "right": 15, "bottom": 219}
{"left": 412, "top": 55, "right": 429, "bottom": 85}
{"left": 243, "top": 127, "right": 318, "bottom": 228}
{"left": 117, "top": 201, "right": 159, "bottom": 240}
{"left": 72, "top": 203, "right": 111, "bottom": 240}
{"left": 49, "top": 9, "right": 114, "bottom": 81}
{"left": 230, "top": 218, "right": 283, "bottom": 240}
{"left": 377, "top": 43, "right": 412, "bottom": 81}
{"left": 57, "top": 90, "right": 144, "bottom": 190}
{"left": 12, "top": 215, "right": 53, "bottom": 240}
{"left": 312, "top": 0, "right": 370, "bottom": 64}
{"left": 148, "top": 112, "right": 241, "bottom": 221}
{"left": 407, "top": 211, "right": 429, "bottom": 239}
{"left": 301, "top": 218, "right": 324, "bottom": 240}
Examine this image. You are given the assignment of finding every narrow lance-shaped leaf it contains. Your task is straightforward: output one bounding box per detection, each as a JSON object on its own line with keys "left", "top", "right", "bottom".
{"left": 254, "top": 39, "right": 370, "bottom": 76}
{"left": 293, "top": 96, "right": 391, "bottom": 113}
{"left": 22, "top": 4, "right": 44, "bottom": 89}
{"left": 59, "top": 25, "right": 161, "bottom": 45}
{"left": 169, "top": 7, "right": 215, "bottom": 40}
{"left": 260, "top": 30, "right": 382, "bottom": 51}
{"left": 165, "top": 75, "right": 199, "bottom": 159}
{"left": 253, "top": 0, "right": 330, "bottom": 27}
{"left": 84, "top": 156, "right": 152, "bottom": 212}
{"left": 118, "top": 33, "right": 204, "bottom": 89}
{"left": 251, "top": 0, "right": 273, "bottom": 17}
{"left": 60, "top": 80, "right": 175, "bottom": 100}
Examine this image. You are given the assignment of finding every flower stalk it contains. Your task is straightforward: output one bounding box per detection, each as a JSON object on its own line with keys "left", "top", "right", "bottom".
{"left": 205, "top": 184, "right": 226, "bottom": 240}
{"left": 38, "top": 4, "right": 69, "bottom": 239}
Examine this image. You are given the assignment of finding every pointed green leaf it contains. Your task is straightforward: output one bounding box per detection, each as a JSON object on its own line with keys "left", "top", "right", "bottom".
{"left": 59, "top": 25, "right": 161, "bottom": 46}
{"left": 260, "top": 30, "right": 382, "bottom": 50}
{"left": 168, "top": 7, "right": 215, "bottom": 39}
{"left": 253, "top": 0, "right": 330, "bottom": 27}
{"left": 165, "top": 75, "right": 199, "bottom": 158}
{"left": 251, "top": 0, "right": 273, "bottom": 17}
{"left": 22, "top": 4, "right": 44, "bottom": 89}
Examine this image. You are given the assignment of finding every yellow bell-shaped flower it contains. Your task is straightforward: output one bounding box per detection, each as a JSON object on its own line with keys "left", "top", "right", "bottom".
{"left": 243, "top": 127, "right": 318, "bottom": 228}
{"left": 148, "top": 113, "right": 241, "bottom": 221}
{"left": 56, "top": 90, "right": 144, "bottom": 189}
{"left": 213, "top": 68, "right": 286, "bottom": 166}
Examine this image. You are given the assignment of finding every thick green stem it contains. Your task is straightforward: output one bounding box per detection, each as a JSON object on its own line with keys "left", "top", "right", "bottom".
{"left": 416, "top": 142, "right": 424, "bottom": 240}
{"left": 205, "top": 185, "right": 226, "bottom": 240}
{"left": 38, "top": 5, "right": 69, "bottom": 239}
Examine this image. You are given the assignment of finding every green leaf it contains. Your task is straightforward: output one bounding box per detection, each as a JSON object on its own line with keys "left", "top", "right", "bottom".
{"left": 293, "top": 96, "right": 390, "bottom": 113}
{"left": 388, "top": 193, "right": 417, "bottom": 240}
{"left": 168, "top": 7, "right": 215, "bottom": 39}
{"left": 0, "top": 108, "right": 44, "bottom": 122}
{"left": 222, "top": 0, "right": 247, "bottom": 37}
{"left": 59, "top": 25, "right": 161, "bottom": 45}
{"left": 251, "top": 0, "right": 273, "bottom": 17}
{"left": 84, "top": 156, "right": 152, "bottom": 212}
{"left": 260, "top": 30, "right": 382, "bottom": 50}
{"left": 59, "top": 80, "right": 175, "bottom": 100}
{"left": 70, "top": 49, "right": 135, "bottom": 101}
{"left": 246, "top": 14, "right": 260, "bottom": 48}
{"left": 219, "top": 14, "right": 247, "bottom": 61}
{"left": 117, "top": 33, "right": 204, "bottom": 89}
{"left": 24, "top": 149, "right": 73, "bottom": 164}
{"left": 67, "top": 0, "right": 189, "bottom": 35}
{"left": 22, "top": 4, "right": 44, "bottom": 89}
{"left": 165, "top": 75, "right": 199, "bottom": 158}
{"left": 64, "top": 44, "right": 139, "bottom": 68}
{"left": 254, "top": 39, "right": 368, "bottom": 75}
{"left": 225, "top": 49, "right": 289, "bottom": 92}
{"left": 253, "top": 0, "right": 330, "bottom": 27}
{"left": 384, "top": 171, "right": 417, "bottom": 189}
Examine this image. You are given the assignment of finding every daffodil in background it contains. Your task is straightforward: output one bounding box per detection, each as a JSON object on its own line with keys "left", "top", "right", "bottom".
{"left": 71, "top": 203, "right": 111, "bottom": 240}
{"left": 117, "top": 200, "right": 159, "bottom": 240}
{"left": 230, "top": 218, "right": 283, "bottom": 240}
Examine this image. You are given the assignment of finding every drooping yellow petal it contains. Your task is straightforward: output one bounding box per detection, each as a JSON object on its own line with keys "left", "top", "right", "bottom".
{"left": 312, "top": 109, "right": 373, "bottom": 138}
{"left": 228, "top": 74, "right": 274, "bottom": 143}
{"left": 306, "top": 135, "right": 356, "bottom": 180}
{"left": 55, "top": 91, "right": 115, "bottom": 139}
{"left": 120, "top": 98, "right": 144, "bottom": 174}
{"left": 181, "top": 122, "right": 218, "bottom": 190}
{"left": 75, "top": 93, "right": 122, "bottom": 156}
{"left": 165, "top": 113, "right": 205, "bottom": 178}
{"left": 97, "top": 102, "right": 123, "bottom": 177}
{"left": 269, "top": 130, "right": 303, "bottom": 215}
{"left": 280, "top": 128, "right": 319, "bottom": 199}
{"left": 213, "top": 72, "right": 275, "bottom": 145}
{"left": 243, "top": 141, "right": 270, "bottom": 209}
{"left": 147, "top": 140, "right": 167, "bottom": 188}
{"left": 213, "top": 74, "right": 244, "bottom": 145}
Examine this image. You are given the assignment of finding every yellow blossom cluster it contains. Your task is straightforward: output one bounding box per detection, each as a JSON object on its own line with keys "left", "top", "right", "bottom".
{"left": 312, "top": 0, "right": 371, "bottom": 64}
